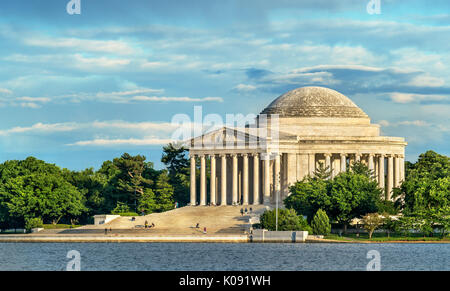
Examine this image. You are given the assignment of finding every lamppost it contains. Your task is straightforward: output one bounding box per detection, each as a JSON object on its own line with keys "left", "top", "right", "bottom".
{"left": 275, "top": 155, "right": 280, "bottom": 232}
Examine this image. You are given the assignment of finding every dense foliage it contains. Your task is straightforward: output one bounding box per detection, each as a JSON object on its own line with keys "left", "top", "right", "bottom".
{"left": 392, "top": 150, "right": 450, "bottom": 236}
{"left": 285, "top": 161, "right": 382, "bottom": 232}
{"left": 260, "top": 208, "right": 312, "bottom": 232}
{"left": 0, "top": 145, "right": 191, "bottom": 229}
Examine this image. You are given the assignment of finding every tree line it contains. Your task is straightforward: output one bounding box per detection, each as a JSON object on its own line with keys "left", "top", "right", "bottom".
{"left": 0, "top": 144, "right": 191, "bottom": 229}
{"left": 262, "top": 150, "right": 450, "bottom": 237}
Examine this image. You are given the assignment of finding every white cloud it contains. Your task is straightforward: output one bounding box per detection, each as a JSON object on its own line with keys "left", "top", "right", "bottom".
{"left": 73, "top": 54, "right": 131, "bottom": 69}
{"left": 15, "top": 97, "right": 51, "bottom": 103}
{"left": 24, "top": 37, "right": 134, "bottom": 55}
{"left": 67, "top": 137, "right": 174, "bottom": 146}
{"left": 378, "top": 120, "right": 390, "bottom": 127}
{"left": 0, "top": 88, "right": 12, "bottom": 95}
{"left": 378, "top": 120, "right": 431, "bottom": 127}
{"left": 407, "top": 74, "right": 445, "bottom": 87}
{"left": 390, "top": 93, "right": 449, "bottom": 103}
{"left": 130, "top": 96, "right": 223, "bottom": 102}
{"left": 0, "top": 122, "right": 79, "bottom": 136}
{"left": 397, "top": 120, "right": 431, "bottom": 127}
{"left": 233, "top": 84, "right": 257, "bottom": 92}
{"left": 292, "top": 64, "right": 384, "bottom": 73}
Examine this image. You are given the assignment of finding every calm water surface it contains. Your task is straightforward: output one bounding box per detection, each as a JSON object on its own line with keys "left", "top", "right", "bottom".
{"left": 0, "top": 243, "right": 448, "bottom": 271}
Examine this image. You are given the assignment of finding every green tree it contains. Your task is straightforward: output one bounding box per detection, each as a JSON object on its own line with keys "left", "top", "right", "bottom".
{"left": 313, "top": 162, "right": 332, "bottom": 180}
{"left": 112, "top": 153, "right": 153, "bottom": 210}
{"left": 154, "top": 171, "right": 175, "bottom": 212}
{"left": 286, "top": 164, "right": 383, "bottom": 233}
{"left": 111, "top": 201, "right": 131, "bottom": 214}
{"left": 382, "top": 215, "right": 399, "bottom": 238}
{"left": 161, "top": 143, "right": 190, "bottom": 206}
{"left": 311, "top": 209, "right": 331, "bottom": 235}
{"left": 0, "top": 157, "right": 87, "bottom": 225}
{"left": 63, "top": 168, "right": 108, "bottom": 219}
{"left": 161, "top": 143, "right": 189, "bottom": 175}
{"left": 350, "top": 161, "right": 375, "bottom": 179}
{"left": 328, "top": 171, "right": 382, "bottom": 233}
{"left": 138, "top": 188, "right": 157, "bottom": 214}
{"left": 394, "top": 151, "right": 450, "bottom": 215}
{"left": 362, "top": 213, "right": 384, "bottom": 239}
{"left": 260, "top": 209, "right": 312, "bottom": 232}
{"left": 284, "top": 177, "right": 331, "bottom": 222}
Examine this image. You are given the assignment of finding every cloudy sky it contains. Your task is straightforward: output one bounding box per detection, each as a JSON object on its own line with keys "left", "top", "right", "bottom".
{"left": 0, "top": 0, "right": 449, "bottom": 170}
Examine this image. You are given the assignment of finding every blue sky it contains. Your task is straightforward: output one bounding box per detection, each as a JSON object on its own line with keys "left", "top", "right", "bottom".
{"left": 0, "top": 0, "right": 449, "bottom": 170}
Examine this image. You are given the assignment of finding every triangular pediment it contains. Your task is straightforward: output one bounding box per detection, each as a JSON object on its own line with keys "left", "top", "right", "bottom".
{"left": 187, "top": 126, "right": 269, "bottom": 149}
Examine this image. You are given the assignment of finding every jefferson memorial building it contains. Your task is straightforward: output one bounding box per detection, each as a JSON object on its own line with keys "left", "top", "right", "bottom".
{"left": 188, "top": 86, "right": 407, "bottom": 206}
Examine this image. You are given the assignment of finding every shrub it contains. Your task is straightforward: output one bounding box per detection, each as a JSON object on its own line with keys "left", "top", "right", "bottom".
{"left": 115, "top": 212, "right": 139, "bottom": 217}
{"left": 111, "top": 202, "right": 131, "bottom": 214}
{"left": 260, "top": 208, "right": 312, "bottom": 232}
{"left": 25, "top": 217, "right": 43, "bottom": 231}
{"left": 311, "top": 209, "right": 331, "bottom": 235}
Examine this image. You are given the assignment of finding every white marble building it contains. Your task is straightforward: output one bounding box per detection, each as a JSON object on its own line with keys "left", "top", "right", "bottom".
{"left": 188, "top": 86, "right": 407, "bottom": 206}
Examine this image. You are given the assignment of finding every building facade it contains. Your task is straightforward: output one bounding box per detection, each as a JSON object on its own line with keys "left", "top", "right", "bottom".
{"left": 188, "top": 86, "right": 407, "bottom": 206}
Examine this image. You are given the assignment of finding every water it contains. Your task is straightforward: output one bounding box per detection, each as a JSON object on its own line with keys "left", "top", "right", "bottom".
{"left": 0, "top": 243, "right": 448, "bottom": 271}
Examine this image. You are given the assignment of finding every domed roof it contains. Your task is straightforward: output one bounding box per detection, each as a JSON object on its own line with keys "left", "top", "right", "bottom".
{"left": 261, "top": 86, "right": 368, "bottom": 118}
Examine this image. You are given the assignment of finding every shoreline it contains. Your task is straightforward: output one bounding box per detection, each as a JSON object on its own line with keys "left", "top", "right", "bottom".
{"left": 1, "top": 234, "right": 449, "bottom": 243}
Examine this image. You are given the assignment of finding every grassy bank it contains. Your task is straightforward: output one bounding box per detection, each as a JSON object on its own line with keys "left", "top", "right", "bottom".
{"left": 325, "top": 233, "right": 450, "bottom": 242}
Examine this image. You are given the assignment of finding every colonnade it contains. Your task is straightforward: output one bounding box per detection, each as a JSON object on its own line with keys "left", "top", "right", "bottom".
{"left": 189, "top": 152, "right": 405, "bottom": 206}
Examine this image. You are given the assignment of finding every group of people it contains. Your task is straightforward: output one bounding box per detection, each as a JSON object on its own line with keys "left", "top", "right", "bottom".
{"left": 195, "top": 223, "right": 207, "bottom": 234}
{"left": 240, "top": 207, "right": 252, "bottom": 216}
{"left": 144, "top": 220, "right": 155, "bottom": 229}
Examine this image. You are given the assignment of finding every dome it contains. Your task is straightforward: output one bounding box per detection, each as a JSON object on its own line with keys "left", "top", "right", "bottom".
{"left": 261, "top": 86, "right": 368, "bottom": 118}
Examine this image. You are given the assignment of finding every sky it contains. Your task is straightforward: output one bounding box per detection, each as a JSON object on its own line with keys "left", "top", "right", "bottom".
{"left": 0, "top": 0, "right": 449, "bottom": 170}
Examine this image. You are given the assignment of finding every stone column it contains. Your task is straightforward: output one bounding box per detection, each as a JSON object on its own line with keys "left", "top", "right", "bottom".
{"left": 190, "top": 154, "right": 196, "bottom": 206}
{"left": 253, "top": 153, "right": 260, "bottom": 205}
{"left": 387, "top": 155, "right": 394, "bottom": 200}
{"left": 324, "top": 153, "right": 331, "bottom": 171}
{"left": 368, "top": 154, "right": 375, "bottom": 172}
{"left": 340, "top": 153, "right": 347, "bottom": 172}
{"left": 394, "top": 155, "right": 400, "bottom": 188}
{"left": 232, "top": 154, "right": 238, "bottom": 205}
{"left": 263, "top": 153, "right": 271, "bottom": 204}
{"left": 378, "top": 154, "right": 385, "bottom": 193}
{"left": 308, "top": 153, "right": 315, "bottom": 176}
{"left": 210, "top": 155, "right": 216, "bottom": 206}
{"left": 200, "top": 155, "right": 206, "bottom": 206}
{"left": 399, "top": 154, "right": 405, "bottom": 182}
{"left": 242, "top": 154, "right": 249, "bottom": 205}
{"left": 220, "top": 154, "right": 227, "bottom": 206}
{"left": 375, "top": 158, "right": 379, "bottom": 180}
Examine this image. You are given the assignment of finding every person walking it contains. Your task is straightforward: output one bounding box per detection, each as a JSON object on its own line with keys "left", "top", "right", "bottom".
{"left": 203, "top": 227, "right": 207, "bottom": 234}
{"left": 145, "top": 220, "right": 148, "bottom": 229}
{"left": 240, "top": 208, "right": 244, "bottom": 216}
{"left": 104, "top": 228, "right": 108, "bottom": 235}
